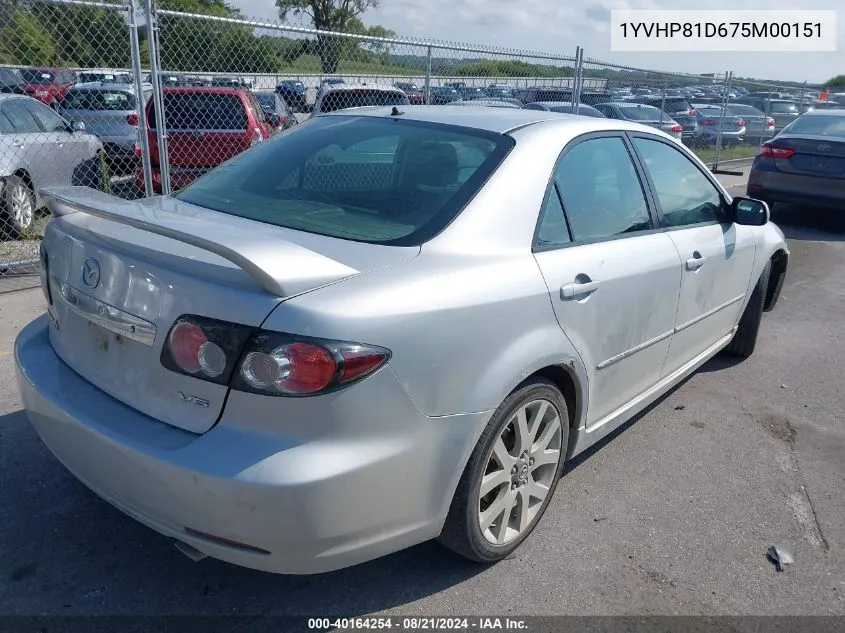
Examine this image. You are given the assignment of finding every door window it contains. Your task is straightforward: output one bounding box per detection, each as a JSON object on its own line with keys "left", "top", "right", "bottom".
{"left": 1, "top": 99, "right": 41, "bottom": 133}
{"left": 554, "top": 136, "right": 652, "bottom": 241}
{"left": 24, "top": 99, "right": 69, "bottom": 132}
{"left": 633, "top": 137, "right": 725, "bottom": 227}
{"left": 535, "top": 186, "right": 571, "bottom": 248}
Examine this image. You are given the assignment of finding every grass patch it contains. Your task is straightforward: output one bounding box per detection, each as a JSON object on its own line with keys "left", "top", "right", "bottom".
{"left": 692, "top": 144, "right": 760, "bottom": 165}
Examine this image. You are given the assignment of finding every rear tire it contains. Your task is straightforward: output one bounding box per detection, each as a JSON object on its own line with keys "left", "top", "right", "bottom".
{"left": 1, "top": 175, "right": 36, "bottom": 239}
{"left": 438, "top": 377, "right": 569, "bottom": 563}
{"left": 724, "top": 261, "right": 771, "bottom": 358}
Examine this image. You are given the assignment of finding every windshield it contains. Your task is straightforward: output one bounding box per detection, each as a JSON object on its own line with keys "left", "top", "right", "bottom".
{"left": 61, "top": 89, "right": 136, "bottom": 111}
{"left": 20, "top": 69, "right": 55, "bottom": 84}
{"left": 782, "top": 115, "right": 845, "bottom": 136}
{"left": 174, "top": 116, "right": 514, "bottom": 246}
{"left": 618, "top": 105, "right": 667, "bottom": 121}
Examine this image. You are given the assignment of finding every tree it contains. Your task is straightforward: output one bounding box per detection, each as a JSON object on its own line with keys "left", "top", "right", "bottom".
{"left": 827, "top": 75, "right": 845, "bottom": 89}
{"left": 0, "top": 8, "right": 55, "bottom": 66}
{"left": 275, "top": 0, "right": 382, "bottom": 73}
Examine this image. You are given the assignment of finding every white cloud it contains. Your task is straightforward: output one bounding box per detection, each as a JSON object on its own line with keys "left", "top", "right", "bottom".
{"left": 229, "top": 0, "right": 843, "bottom": 83}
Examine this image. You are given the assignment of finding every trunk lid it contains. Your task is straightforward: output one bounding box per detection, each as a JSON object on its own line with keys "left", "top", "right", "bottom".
{"left": 40, "top": 187, "right": 418, "bottom": 434}
{"left": 769, "top": 136, "right": 845, "bottom": 177}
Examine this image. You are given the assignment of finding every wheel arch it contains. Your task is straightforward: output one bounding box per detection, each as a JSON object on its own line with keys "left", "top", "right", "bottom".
{"left": 764, "top": 248, "right": 788, "bottom": 312}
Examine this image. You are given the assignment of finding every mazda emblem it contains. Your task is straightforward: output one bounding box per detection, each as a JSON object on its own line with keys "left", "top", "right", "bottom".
{"left": 82, "top": 258, "right": 100, "bottom": 288}
{"left": 818, "top": 143, "right": 831, "bottom": 151}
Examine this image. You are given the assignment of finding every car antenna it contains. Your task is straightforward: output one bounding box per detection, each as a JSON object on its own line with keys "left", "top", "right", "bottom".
{"left": 391, "top": 106, "right": 405, "bottom": 116}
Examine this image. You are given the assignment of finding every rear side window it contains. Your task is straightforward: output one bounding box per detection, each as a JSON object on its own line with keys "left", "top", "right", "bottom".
{"left": 174, "top": 116, "right": 514, "bottom": 245}
{"left": 319, "top": 90, "right": 407, "bottom": 113}
{"left": 61, "top": 90, "right": 136, "bottom": 111}
{"left": 782, "top": 115, "right": 845, "bottom": 136}
{"left": 150, "top": 93, "right": 247, "bottom": 130}
{"left": 1, "top": 99, "right": 41, "bottom": 133}
{"left": 24, "top": 98, "right": 68, "bottom": 132}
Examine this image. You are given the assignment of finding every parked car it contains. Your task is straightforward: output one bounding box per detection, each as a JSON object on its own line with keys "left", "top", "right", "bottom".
{"left": 19, "top": 68, "right": 76, "bottom": 107}
{"left": 275, "top": 79, "right": 308, "bottom": 112}
{"left": 428, "top": 86, "right": 462, "bottom": 105}
{"left": 312, "top": 84, "right": 409, "bottom": 114}
{"left": 0, "top": 68, "right": 26, "bottom": 94}
{"left": 316, "top": 77, "right": 345, "bottom": 96}
{"left": 251, "top": 91, "right": 297, "bottom": 132}
{"left": 523, "top": 102, "right": 605, "bottom": 118}
{"left": 0, "top": 94, "right": 103, "bottom": 236}
{"left": 211, "top": 76, "right": 253, "bottom": 89}
{"left": 690, "top": 104, "right": 746, "bottom": 145}
{"left": 733, "top": 97, "right": 801, "bottom": 132}
{"left": 394, "top": 82, "right": 424, "bottom": 105}
{"left": 593, "top": 102, "right": 683, "bottom": 141}
{"left": 747, "top": 110, "right": 845, "bottom": 211}
{"left": 514, "top": 87, "right": 572, "bottom": 104}
{"left": 446, "top": 99, "right": 522, "bottom": 109}
{"left": 56, "top": 82, "right": 152, "bottom": 173}
{"left": 725, "top": 103, "right": 775, "bottom": 143}
{"left": 76, "top": 72, "right": 133, "bottom": 85}
{"left": 137, "top": 87, "right": 272, "bottom": 193}
{"left": 629, "top": 95, "right": 698, "bottom": 140}
{"left": 484, "top": 84, "right": 513, "bottom": 98}
{"left": 20, "top": 105, "right": 787, "bottom": 575}
{"left": 455, "top": 86, "right": 486, "bottom": 101}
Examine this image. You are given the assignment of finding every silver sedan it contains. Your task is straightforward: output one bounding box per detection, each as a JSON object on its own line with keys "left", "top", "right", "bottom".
{"left": 16, "top": 106, "right": 788, "bottom": 574}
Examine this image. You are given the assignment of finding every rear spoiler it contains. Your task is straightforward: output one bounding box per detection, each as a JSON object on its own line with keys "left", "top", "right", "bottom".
{"left": 41, "top": 186, "right": 357, "bottom": 297}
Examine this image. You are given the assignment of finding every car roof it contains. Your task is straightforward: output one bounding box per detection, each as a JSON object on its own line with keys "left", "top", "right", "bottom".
{"left": 71, "top": 82, "right": 139, "bottom": 91}
{"left": 160, "top": 86, "right": 246, "bottom": 94}
{"left": 320, "top": 104, "right": 671, "bottom": 136}
{"left": 322, "top": 84, "right": 403, "bottom": 93}
{"left": 0, "top": 93, "right": 32, "bottom": 103}
{"left": 801, "top": 109, "right": 845, "bottom": 117}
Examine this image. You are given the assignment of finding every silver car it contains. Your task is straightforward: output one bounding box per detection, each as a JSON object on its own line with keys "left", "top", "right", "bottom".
{"left": 0, "top": 94, "right": 103, "bottom": 236}
{"left": 56, "top": 82, "right": 151, "bottom": 171}
{"left": 691, "top": 104, "right": 747, "bottom": 146}
{"left": 593, "top": 102, "right": 683, "bottom": 141}
{"left": 16, "top": 107, "right": 788, "bottom": 574}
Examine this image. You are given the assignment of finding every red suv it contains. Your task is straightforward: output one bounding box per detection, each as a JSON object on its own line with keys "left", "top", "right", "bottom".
{"left": 136, "top": 87, "right": 273, "bottom": 193}
{"left": 19, "top": 67, "right": 75, "bottom": 106}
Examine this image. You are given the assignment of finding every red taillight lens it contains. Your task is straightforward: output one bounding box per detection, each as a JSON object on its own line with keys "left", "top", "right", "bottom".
{"left": 340, "top": 347, "right": 391, "bottom": 385}
{"left": 759, "top": 145, "right": 795, "bottom": 159}
{"left": 700, "top": 118, "right": 714, "bottom": 126}
{"left": 766, "top": 118, "right": 776, "bottom": 127}
{"left": 126, "top": 112, "right": 139, "bottom": 126}
{"left": 737, "top": 119, "right": 745, "bottom": 127}
{"left": 161, "top": 316, "right": 254, "bottom": 384}
{"left": 169, "top": 321, "right": 210, "bottom": 374}
{"left": 671, "top": 124, "right": 682, "bottom": 133}
{"left": 689, "top": 108, "right": 696, "bottom": 116}
{"left": 241, "top": 342, "right": 337, "bottom": 395}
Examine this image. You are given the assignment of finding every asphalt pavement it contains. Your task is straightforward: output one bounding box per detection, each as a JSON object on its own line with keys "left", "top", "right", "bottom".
{"left": 0, "top": 166, "right": 843, "bottom": 620}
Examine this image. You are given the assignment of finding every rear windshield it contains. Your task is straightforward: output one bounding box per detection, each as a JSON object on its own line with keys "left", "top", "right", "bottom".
{"left": 771, "top": 101, "right": 799, "bottom": 114}
{"left": 20, "top": 69, "right": 55, "bottom": 84}
{"left": 727, "top": 104, "right": 763, "bottom": 117}
{"left": 61, "top": 89, "right": 136, "bottom": 111}
{"left": 253, "top": 93, "right": 276, "bottom": 110}
{"left": 643, "top": 97, "right": 691, "bottom": 112}
{"left": 0, "top": 69, "right": 22, "bottom": 84}
{"left": 535, "top": 90, "right": 572, "bottom": 102}
{"left": 319, "top": 90, "right": 407, "bottom": 113}
{"left": 174, "top": 116, "right": 514, "bottom": 246}
{"left": 782, "top": 115, "right": 845, "bottom": 136}
{"left": 149, "top": 92, "right": 247, "bottom": 130}
{"left": 618, "top": 105, "right": 667, "bottom": 121}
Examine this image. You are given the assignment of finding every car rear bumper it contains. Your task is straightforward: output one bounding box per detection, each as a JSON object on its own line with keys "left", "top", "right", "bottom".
{"left": 748, "top": 163, "right": 845, "bottom": 209}
{"left": 15, "top": 316, "right": 485, "bottom": 574}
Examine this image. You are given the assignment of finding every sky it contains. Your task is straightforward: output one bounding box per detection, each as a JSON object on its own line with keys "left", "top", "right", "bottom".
{"left": 232, "top": 0, "right": 842, "bottom": 84}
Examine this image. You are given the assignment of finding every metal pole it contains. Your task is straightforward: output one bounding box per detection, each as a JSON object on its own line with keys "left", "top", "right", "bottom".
{"left": 659, "top": 77, "right": 667, "bottom": 128}
{"left": 424, "top": 46, "right": 432, "bottom": 105}
{"left": 713, "top": 70, "right": 732, "bottom": 171}
{"left": 145, "top": 0, "right": 171, "bottom": 195}
{"left": 572, "top": 46, "right": 581, "bottom": 114}
{"left": 127, "top": 0, "right": 153, "bottom": 196}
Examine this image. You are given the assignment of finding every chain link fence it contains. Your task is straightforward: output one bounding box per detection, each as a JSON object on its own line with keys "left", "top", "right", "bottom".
{"left": 0, "top": 0, "right": 831, "bottom": 279}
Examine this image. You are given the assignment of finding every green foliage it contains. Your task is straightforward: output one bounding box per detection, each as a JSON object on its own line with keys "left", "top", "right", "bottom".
{"left": 0, "top": 8, "right": 56, "bottom": 66}
{"left": 827, "top": 75, "right": 845, "bottom": 89}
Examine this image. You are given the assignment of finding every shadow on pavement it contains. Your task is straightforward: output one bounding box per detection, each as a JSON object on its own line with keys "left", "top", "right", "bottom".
{"left": 772, "top": 204, "right": 845, "bottom": 242}
{"left": 0, "top": 409, "right": 486, "bottom": 619}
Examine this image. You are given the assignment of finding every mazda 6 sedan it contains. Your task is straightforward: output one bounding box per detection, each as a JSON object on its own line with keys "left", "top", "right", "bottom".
{"left": 16, "top": 106, "right": 789, "bottom": 574}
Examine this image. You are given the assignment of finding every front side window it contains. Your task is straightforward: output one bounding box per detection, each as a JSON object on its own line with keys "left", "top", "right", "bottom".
{"left": 1, "top": 99, "right": 41, "bottom": 133}
{"left": 555, "top": 136, "right": 652, "bottom": 241}
{"left": 174, "top": 116, "right": 513, "bottom": 245}
{"left": 633, "top": 137, "right": 725, "bottom": 227}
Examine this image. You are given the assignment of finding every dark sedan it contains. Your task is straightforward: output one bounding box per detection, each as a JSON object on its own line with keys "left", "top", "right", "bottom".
{"left": 275, "top": 79, "right": 308, "bottom": 112}
{"left": 251, "top": 91, "right": 297, "bottom": 132}
{"left": 428, "top": 86, "right": 461, "bottom": 105}
{"left": 747, "top": 110, "right": 845, "bottom": 211}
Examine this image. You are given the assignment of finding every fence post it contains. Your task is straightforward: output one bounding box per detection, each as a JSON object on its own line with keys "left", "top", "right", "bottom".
{"left": 659, "top": 77, "right": 667, "bottom": 128}
{"left": 713, "top": 70, "right": 733, "bottom": 171}
{"left": 424, "top": 46, "right": 432, "bottom": 105}
{"left": 572, "top": 46, "right": 582, "bottom": 114}
{"left": 145, "top": 0, "right": 171, "bottom": 196}
{"left": 127, "top": 0, "right": 153, "bottom": 196}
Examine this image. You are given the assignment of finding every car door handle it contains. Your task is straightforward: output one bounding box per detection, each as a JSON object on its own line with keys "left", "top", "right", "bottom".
{"left": 561, "top": 279, "right": 601, "bottom": 300}
{"left": 686, "top": 253, "right": 707, "bottom": 271}
{"left": 55, "top": 141, "right": 64, "bottom": 148}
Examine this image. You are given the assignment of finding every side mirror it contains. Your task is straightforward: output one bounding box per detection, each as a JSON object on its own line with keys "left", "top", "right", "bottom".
{"left": 731, "top": 196, "right": 769, "bottom": 226}
{"left": 71, "top": 120, "right": 86, "bottom": 133}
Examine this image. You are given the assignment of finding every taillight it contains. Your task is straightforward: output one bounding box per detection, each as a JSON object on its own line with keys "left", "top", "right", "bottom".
{"left": 766, "top": 118, "right": 776, "bottom": 128}
{"left": 737, "top": 119, "right": 745, "bottom": 127}
{"left": 126, "top": 112, "right": 139, "bottom": 126}
{"left": 671, "top": 124, "right": 682, "bottom": 133}
{"left": 759, "top": 144, "right": 795, "bottom": 159}
{"left": 700, "top": 118, "right": 714, "bottom": 126}
{"left": 34, "top": 90, "right": 49, "bottom": 99}
{"left": 689, "top": 108, "right": 696, "bottom": 116}
{"left": 160, "top": 316, "right": 391, "bottom": 396}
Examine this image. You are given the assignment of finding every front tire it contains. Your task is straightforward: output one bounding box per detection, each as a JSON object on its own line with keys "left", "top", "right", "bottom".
{"left": 438, "top": 377, "right": 569, "bottom": 563}
{"left": 2, "top": 175, "right": 36, "bottom": 238}
{"left": 724, "top": 261, "right": 772, "bottom": 358}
